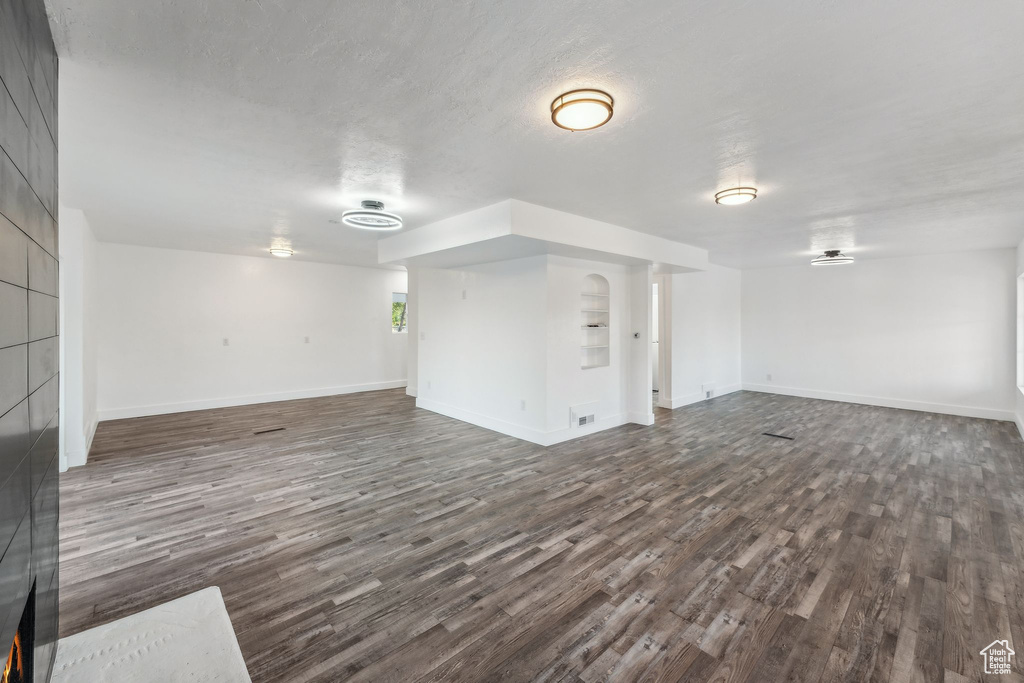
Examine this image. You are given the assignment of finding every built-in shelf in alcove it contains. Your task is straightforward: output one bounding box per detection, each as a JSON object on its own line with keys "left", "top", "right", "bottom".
{"left": 581, "top": 274, "right": 610, "bottom": 369}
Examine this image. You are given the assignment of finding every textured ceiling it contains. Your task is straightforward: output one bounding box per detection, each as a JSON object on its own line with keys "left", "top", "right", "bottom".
{"left": 49, "top": 0, "right": 1024, "bottom": 268}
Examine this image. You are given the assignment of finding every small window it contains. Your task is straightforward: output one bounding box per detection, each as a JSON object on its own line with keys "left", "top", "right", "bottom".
{"left": 392, "top": 292, "right": 408, "bottom": 333}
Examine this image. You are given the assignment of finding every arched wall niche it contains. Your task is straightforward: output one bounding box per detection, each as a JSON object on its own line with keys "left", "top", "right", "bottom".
{"left": 581, "top": 274, "right": 610, "bottom": 369}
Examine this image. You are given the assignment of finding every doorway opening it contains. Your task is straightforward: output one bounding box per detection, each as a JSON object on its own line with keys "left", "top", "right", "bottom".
{"left": 652, "top": 282, "right": 659, "bottom": 409}
{"left": 653, "top": 275, "right": 671, "bottom": 416}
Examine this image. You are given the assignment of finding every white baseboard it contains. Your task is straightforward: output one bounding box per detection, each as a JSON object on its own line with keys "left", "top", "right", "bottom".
{"left": 99, "top": 380, "right": 408, "bottom": 421}
{"left": 741, "top": 383, "right": 1015, "bottom": 422}
{"left": 63, "top": 415, "right": 99, "bottom": 470}
{"left": 86, "top": 415, "right": 97, "bottom": 449}
{"left": 541, "top": 412, "right": 629, "bottom": 446}
{"left": 416, "top": 398, "right": 629, "bottom": 447}
{"left": 406, "top": 384, "right": 418, "bottom": 398}
{"left": 628, "top": 411, "right": 655, "bottom": 426}
{"left": 1015, "top": 412, "right": 1024, "bottom": 442}
{"left": 664, "top": 383, "right": 742, "bottom": 410}
{"left": 66, "top": 449, "right": 88, "bottom": 468}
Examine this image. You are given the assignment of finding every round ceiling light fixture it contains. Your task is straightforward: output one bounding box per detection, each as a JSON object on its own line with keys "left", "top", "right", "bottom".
{"left": 340, "top": 200, "right": 404, "bottom": 231}
{"left": 714, "top": 187, "right": 758, "bottom": 205}
{"left": 269, "top": 247, "right": 293, "bottom": 258}
{"left": 811, "top": 249, "right": 854, "bottom": 266}
{"left": 550, "top": 89, "right": 614, "bottom": 131}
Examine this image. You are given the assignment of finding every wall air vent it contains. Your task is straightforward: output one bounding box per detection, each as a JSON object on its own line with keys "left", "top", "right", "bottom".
{"left": 570, "top": 402, "right": 599, "bottom": 429}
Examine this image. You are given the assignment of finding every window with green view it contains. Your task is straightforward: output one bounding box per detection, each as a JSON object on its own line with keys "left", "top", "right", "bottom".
{"left": 392, "top": 292, "right": 408, "bottom": 333}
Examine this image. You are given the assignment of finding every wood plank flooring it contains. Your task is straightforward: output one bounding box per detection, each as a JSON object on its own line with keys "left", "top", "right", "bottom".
{"left": 59, "top": 389, "right": 1024, "bottom": 682}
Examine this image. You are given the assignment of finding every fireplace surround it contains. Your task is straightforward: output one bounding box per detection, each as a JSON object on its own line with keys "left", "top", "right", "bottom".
{"left": 3, "top": 584, "right": 34, "bottom": 683}
{"left": 0, "top": 0, "right": 61, "bottom": 681}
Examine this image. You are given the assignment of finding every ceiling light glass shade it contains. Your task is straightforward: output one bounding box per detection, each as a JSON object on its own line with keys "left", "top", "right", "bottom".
{"left": 811, "top": 250, "right": 854, "bottom": 266}
{"left": 341, "top": 200, "right": 404, "bottom": 231}
{"left": 269, "top": 247, "right": 293, "bottom": 257}
{"left": 714, "top": 187, "right": 758, "bottom": 205}
{"left": 550, "top": 89, "right": 614, "bottom": 131}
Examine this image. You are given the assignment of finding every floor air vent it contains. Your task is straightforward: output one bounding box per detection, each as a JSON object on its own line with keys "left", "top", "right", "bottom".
{"left": 762, "top": 432, "right": 794, "bottom": 441}
{"left": 254, "top": 427, "right": 286, "bottom": 435}
{"left": 578, "top": 414, "right": 595, "bottom": 427}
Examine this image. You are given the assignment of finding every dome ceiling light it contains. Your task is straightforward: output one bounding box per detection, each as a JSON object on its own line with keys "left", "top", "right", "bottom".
{"left": 811, "top": 249, "right": 854, "bottom": 266}
{"left": 340, "top": 200, "right": 404, "bottom": 231}
{"left": 550, "top": 89, "right": 614, "bottom": 132}
{"left": 269, "top": 247, "right": 293, "bottom": 257}
{"left": 714, "top": 187, "right": 758, "bottom": 205}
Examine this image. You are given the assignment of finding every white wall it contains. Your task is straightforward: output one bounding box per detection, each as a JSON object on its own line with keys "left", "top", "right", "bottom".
{"left": 666, "top": 265, "right": 743, "bottom": 408}
{"left": 416, "top": 255, "right": 650, "bottom": 445}
{"left": 742, "top": 249, "right": 1016, "bottom": 420}
{"left": 544, "top": 257, "right": 643, "bottom": 435}
{"left": 1015, "top": 238, "right": 1024, "bottom": 437}
{"left": 59, "top": 206, "right": 99, "bottom": 470}
{"left": 625, "top": 264, "right": 654, "bottom": 423}
{"left": 97, "top": 244, "right": 408, "bottom": 419}
{"left": 77, "top": 231, "right": 1017, "bottom": 457}
{"left": 416, "top": 256, "right": 550, "bottom": 440}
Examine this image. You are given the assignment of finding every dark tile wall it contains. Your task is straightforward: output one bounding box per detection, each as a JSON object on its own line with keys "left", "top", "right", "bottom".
{"left": 0, "top": 0, "right": 59, "bottom": 680}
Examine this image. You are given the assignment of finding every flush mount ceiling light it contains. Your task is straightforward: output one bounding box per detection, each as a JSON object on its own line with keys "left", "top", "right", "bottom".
{"left": 811, "top": 249, "right": 854, "bottom": 266}
{"left": 269, "top": 247, "right": 293, "bottom": 257}
{"left": 714, "top": 187, "right": 758, "bottom": 205}
{"left": 550, "top": 89, "right": 614, "bottom": 131}
{"left": 340, "top": 200, "right": 404, "bottom": 231}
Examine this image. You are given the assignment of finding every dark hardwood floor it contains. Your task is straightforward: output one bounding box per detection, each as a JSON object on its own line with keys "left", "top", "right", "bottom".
{"left": 59, "top": 389, "right": 1024, "bottom": 682}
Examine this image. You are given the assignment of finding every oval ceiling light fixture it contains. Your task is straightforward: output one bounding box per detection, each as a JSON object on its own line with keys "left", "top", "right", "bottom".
{"left": 340, "top": 200, "right": 404, "bottom": 231}
{"left": 269, "top": 247, "right": 294, "bottom": 258}
{"left": 714, "top": 187, "right": 758, "bottom": 205}
{"left": 550, "top": 89, "right": 614, "bottom": 131}
{"left": 811, "top": 249, "right": 854, "bottom": 266}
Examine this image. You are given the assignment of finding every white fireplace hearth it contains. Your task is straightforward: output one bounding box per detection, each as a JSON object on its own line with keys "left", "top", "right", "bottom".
{"left": 51, "top": 587, "right": 251, "bottom": 683}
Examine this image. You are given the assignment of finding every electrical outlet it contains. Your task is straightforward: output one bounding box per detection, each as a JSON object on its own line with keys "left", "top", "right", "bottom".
{"left": 766, "top": 373, "right": 772, "bottom": 382}
{"left": 304, "top": 336, "right": 310, "bottom": 344}
{"left": 520, "top": 400, "right": 526, "bottom": 411}
{"left": 461, "top": 289, "right": 467, "bottom": 300}
{"left": 427, "top": 380, "right": 431, "bottom": 390}
{"left": 420, "top": 331, "right": 425, "bottom": 341}
{"left": 223, "top": 338, "right": 229, "bottom": 346}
